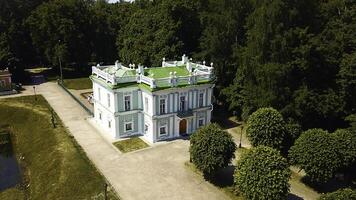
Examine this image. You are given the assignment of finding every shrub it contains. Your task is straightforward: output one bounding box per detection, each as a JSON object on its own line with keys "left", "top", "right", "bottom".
{"left": 319, "top": 188, "right": 356, "bottom": 200}
{"left": 289, "top": 128, "right": 356, "bottom": 183}
{"left": 234, "top": 146, "right": 291, "bottom": 200}
{"left": 246, "top": 107, "right": 286, "bottom": 150}
{"left": 189, "top": 123, "right": 236, "bottom": 179}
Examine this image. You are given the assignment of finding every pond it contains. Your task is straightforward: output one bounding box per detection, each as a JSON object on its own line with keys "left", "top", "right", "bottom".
{"left": 0, "top": 132, "right": 22, "bottom": 191}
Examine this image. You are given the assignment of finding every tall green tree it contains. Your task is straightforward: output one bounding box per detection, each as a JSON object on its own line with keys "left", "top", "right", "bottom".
{"left": 118, "top": 0, "right": 201, "bottom": 67}
{"left": 190, "top": 123, "right": 236, "bottom": 179}
{"left": 246, "top": 107, "right": 286, "bottom": 150}
{"left": 26, "top": 0, "right": 93, "bottom": 70}
{"left": 234, "top": 146, "right": 291, "bottom": 200}
{"left": 289, "top": 128, "right": 356, "bottom": 183}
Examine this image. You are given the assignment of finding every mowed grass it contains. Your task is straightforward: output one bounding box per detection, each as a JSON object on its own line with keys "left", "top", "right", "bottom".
{"left": 113, "top": 137, "right": 149, "bottom": 153}
{"left": 144, "top": 66, "right": 190, "bottom": 79}
{"left": 63, "top": 77, "right": 92, "bottom": 90}
{"left": 0, "top": 95, "right": 119, "bottom": 200}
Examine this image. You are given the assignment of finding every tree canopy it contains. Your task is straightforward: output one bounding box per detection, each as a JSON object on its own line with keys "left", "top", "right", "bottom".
{"left": 0, "top": 0, "right": 354, "bottom": 133}
{"left": 234, "top": 146, "right": 291, "bottom": 200}
{"left": 189, "top": 123, "right": 236, "bottom": 179}
{"left": 246, "top": 107, "right": 286, "bottom": 150}
{"left": 289, "top": 128, "right": 356, "bottom": 183}
{"left": 319, "top": 188, "right": 356, "bottom": 200}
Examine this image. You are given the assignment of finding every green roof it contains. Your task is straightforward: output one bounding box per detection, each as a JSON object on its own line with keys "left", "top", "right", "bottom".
{"left": 144, "top": 66, "right": 190, "bottom": 79}
{"left": 90, "top": 75, "right": 212, "bottom": 92}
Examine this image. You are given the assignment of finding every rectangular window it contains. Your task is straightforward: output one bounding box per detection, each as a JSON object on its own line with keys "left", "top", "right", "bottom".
{"left": 145, "top": 97, "right": 149, "bottom": 112}
{"left": 198, "top": 118, "right": 205, "bottom": 127}
{"left": 124, "top": 95, "right": 131, "bottom": 111}
{"left": 108, "top": 120, "right": 111, "bottom": 128}
{"left": 180, "top": 96, "right": 185, "bottom": 111}
{"left": 98, "top": 87, "right": 101, "bottom": 101}
{"left": 107, "top": 93, "right": 110, "bottom": 107}
{"left": 0, "top": 80, "right": 5, "bottom": 87}
{"left": 99, "top": 112, "right": 102, "bottom": 120}
{"left": 160, "top": 99, "right": 166, "bottom": 114}
{"left": 125, "top": 122, "right": 133, "bottom": 132}
{"left": 199, "top": 92, "right": 204, "bottom": 107}
{"left": 159, "top": 126, "right": 167, "bottom": 136}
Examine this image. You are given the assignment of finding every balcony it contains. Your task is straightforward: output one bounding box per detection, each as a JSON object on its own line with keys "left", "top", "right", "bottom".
{"left": 177, "top": 109, "right": 194, "bottom": 118}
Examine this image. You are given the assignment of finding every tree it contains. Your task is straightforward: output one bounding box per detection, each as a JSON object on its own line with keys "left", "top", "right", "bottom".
{"left": 189, "top": 123, "right": 236, "bottom": 179}
{"left": 246, "top": 107, "right": 286, "bottom": 150}
{"left": 26, "top": 0, "right": 93, "bottom": 69}
{"left": 118, "top": 0, "right": 201, "bottom": 67}
{"left": 319, "top": 188, "right": 356, "bottom": 200}
{"left": 234, "top": 146, "right": 290, "bottom": 200}
{"left": 289, "top": 128, "right": 356, "bottom": 183}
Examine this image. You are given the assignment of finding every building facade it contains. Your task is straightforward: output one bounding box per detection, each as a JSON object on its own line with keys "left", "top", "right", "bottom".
{"left": 0, "top": 68, "right": 13, "bottom": 92}
{"left": 90, "top": 55, "right": 214, "bottom": 143}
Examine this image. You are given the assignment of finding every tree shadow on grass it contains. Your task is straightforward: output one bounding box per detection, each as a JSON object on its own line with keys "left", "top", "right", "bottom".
{"left": 301, "top": 175, "right": 356, "bottom": 193}
{"left": 210, "top": 165, "right": 235, "bottom": 187}
{"left": 287, "top": 193, "right": 303, "bottom": 200}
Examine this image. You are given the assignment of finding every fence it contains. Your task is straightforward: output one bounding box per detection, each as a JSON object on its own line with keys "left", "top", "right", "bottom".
{"left": 57, "top": 80, "right": 93, "bottom": 116}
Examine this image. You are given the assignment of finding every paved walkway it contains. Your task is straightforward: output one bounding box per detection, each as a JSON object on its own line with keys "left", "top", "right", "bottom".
{"left": 13, "top": 82, "right": 229, "bottom": 200}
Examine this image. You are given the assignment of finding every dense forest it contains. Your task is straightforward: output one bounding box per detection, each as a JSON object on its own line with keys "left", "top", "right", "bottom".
{"left": 0, "top": 0, "right": 355, "bottom": 132}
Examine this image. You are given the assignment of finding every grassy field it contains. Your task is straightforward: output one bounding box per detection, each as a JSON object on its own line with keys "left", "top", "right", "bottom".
{"left": 63, "top": 77, "right": 92, "bottom": 90}
{"left": 113, "top": 137, "right": 149, "bottom": 153}
{"left": 0, "top": 95, "right": 118, "bottom": 200}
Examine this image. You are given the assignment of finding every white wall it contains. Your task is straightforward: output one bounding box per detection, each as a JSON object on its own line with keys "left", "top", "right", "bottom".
{"left": 93, "top": 82, "right": 117, "bottom": 138}
{"left": 142, "top": 91, "right": 154, "bottom": 116}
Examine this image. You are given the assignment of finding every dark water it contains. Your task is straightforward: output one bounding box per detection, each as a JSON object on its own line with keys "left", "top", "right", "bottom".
{"left": 0, "top": 134, "right": 22, "bottom": 191}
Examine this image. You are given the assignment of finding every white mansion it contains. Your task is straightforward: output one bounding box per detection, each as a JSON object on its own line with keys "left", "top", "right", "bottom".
{"left": 90, "top": 55, "right": 214, "bottom": 143}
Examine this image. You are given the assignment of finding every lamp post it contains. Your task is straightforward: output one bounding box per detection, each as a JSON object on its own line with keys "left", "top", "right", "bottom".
{"left": 104, "top": 183, "right": 108, "bottom": 200}
{"left": 51, "top": 109, "right": 56, "bottom": 128}
{"left": 239, "top": 125, "right": 243, "bottom": 148}
{"left": 58, "top": 40, "right": 63, "bottom": 84}
{"left": 33, "top": 86, "right": 37, "bottom": 101}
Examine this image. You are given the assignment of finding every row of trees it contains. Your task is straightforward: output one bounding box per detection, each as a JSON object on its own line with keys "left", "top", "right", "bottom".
{"left": 190, "top": 107, "right": 355, "bottom": 199}
{"left": 1, "top": 0, "right": 354, "bottom": 132}
{"left": 246, "top": 107, "right": 356, "bottom": 184}
{"left": 190, "top": 124, "right": 291, "bottom": 200}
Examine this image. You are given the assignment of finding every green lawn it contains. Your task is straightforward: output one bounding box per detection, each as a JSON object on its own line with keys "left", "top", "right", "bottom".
{"left": 113, "top": 137, "right": 149, "bottom": 153}
{"left": 144, "top": 66, "right": 190, "bottom": 79}
{"left": 0, "top": 95, "right": 119, "bottom": 200}
{"left": 63, "top": 77, "right": 92, "bottom": 90}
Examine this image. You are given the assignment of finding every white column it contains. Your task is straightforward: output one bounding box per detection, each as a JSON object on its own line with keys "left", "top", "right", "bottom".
{"left": 170, "top": 93, "right": 173, "bottom": 113}
{"left": 207, "top": 110, "right": 212, "bottom": 123}
{"left": 152, "top": 95, "right": 156, "bottom": 115}
{"left": 152, "top": 119, "right": 157, "bottom": 142}
{"left": 138, "top": 113, "right": 142, "bottom": 134}
{"left": 169, "top": 117, "right": 173, "bottom": 138}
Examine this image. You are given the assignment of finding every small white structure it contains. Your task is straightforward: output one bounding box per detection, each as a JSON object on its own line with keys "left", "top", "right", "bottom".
{"left": 90, "top": 55, "right": 214, "bottom": 143}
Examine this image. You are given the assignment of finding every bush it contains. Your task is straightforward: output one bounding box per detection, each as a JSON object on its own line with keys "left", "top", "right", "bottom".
{"left": 246, "top": 107, "right": 286, "bottom": 150}
{"left": 289, "top": 129, "right": 337, "bottom": 182}
{"left": 234, "top": 146, "right": 291, "bottom": 200}
{"left": 189, "top": 123, "right": 236, "bottom": 179}
{"left": 319, "top": 188, "right": 356, "bottom": 200}
{"left": 289, "top": 128, "right": 356, "bottom": 183}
